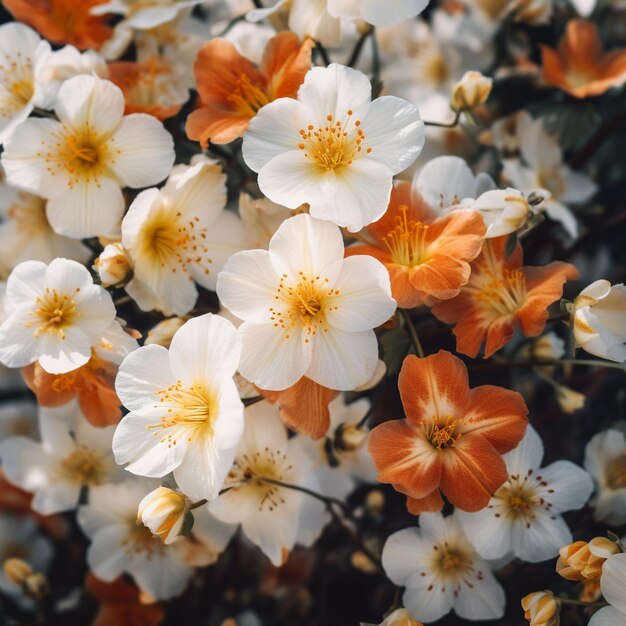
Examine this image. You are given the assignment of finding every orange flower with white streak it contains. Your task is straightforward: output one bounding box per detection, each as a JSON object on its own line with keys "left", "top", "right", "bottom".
{"left": 368, "top": 351, "right": 528, "bottom": 514}
{"left": 432, "top": 236, "right": 578, "bottom": 358}
{"left": 186, "top": 32, "right": 313, "bottom": 147}
{"left": 346, "top": 181, "right": 486, "bottom": 308}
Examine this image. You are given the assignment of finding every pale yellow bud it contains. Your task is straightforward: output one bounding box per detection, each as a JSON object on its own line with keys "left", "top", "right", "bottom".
{"left": 144, "top": 317, "right": 188, "bottom": 348}
{"left": 556, "top": 386, "right": 585, "bottom": 414}
{"left": 335, "top": 422, "right": 368, "bottom": 451}
{"left": 138, "top": 486, "right": 192, "bottom": 545}
{"left": 3, "top": 558, "right": 32, "bottom": 586}
{"left": 365, "top": 489, "right": 385, "bottom": 515}
{"left": 378, "top": 608, "right": 423, "bottom": 626}
{"left": 23, "top": 573, "right": 49, "bottom": 599}
{"left": 94, "top": 243, "right": 132, "bottom": 287}
{"left": 450, "top": 71, "right": 493, "bottom": 112}
{"left": 471, "top": 188, "right": 531, "bottom": 238}
{"left": 351, "top": 550, "right": 379, "bottom": 574}
{"left": 521, "top": 591, "right": 559, "bottom": 626}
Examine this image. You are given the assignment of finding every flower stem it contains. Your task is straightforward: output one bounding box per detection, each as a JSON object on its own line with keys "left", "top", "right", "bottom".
{"left": 346, "top": 26, "right": 374, "bottom": 68}
{"left": 422, "top": 111, "right": 461, "bottom": 128}
{"left": 189, "top": 499, "right": 208, "bottom": 511}
{"left": 400, "top": 310, "right": 425, "bottom": 358}
{"left": 559, "top": 598, "right": 608, "bottom": 608}
{"left": 315, "top": 41, "right": 331, "bottom": 67}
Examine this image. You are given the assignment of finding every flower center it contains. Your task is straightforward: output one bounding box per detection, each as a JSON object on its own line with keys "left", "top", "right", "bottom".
{"left": 26, "top": 287, "right": 80, "bottom": 339}
{"left": 474, "top": 269, "right": 527, "bottom": 316}
{"left": 227, "top": 73, "right": 270, "bottom": 117}
{"left": 0, "top": 52, "right": 34, "bottom": 118}
{"left": 424, "top": 415, "right": 461, "bottom": 449}
{"left": 606, "top": 454, "right": 626, "bottom": 490}
{"left": 150, "top": 381, "right": 218, "bottom": 447}
{"left": 382, "top": 205, "right": 430, "bottom": 267}
{"left": 432, "top": 544, "right": 474, "bottom": 578}
{"left": 59, "top": 447, "right": 105, "bottom": 485}
{"left": 124, "top": 523, "right": 163, "bottom": 558}
{"left": 298, "top": 111, "right": 370, "bottom": 171}
{"left": 493, "top": 469, "right": 548, "bottom": 524}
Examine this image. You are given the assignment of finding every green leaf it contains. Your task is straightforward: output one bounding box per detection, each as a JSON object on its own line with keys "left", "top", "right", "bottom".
{"left": 381, "top": 328, "right": 412, "bottom": 376}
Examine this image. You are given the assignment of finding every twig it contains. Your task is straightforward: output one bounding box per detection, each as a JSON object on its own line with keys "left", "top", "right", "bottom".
{"left": 422, "top": 111, "right": 461, "bottom": 128}
{"left": 315, "top": 41, "right": 331, "bottom": 67}
{"left": 346, "top": 26, "right": 374, "bottom": 68}
{"left": 400, "top": 310, "right": 424, "bottom": 358}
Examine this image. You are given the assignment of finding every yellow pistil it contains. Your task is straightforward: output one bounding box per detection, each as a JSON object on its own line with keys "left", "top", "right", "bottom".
{"left": 474, "top": 268, "right": 527, "bottom": 316}
{"left": 605, "top": 454, "right": 626, "bottom": 490}
{"left": 431, "top": 543, "right": 474, "bottom": 579}
{"left": 492, "top": 469, "right": 550, "bottom": 526}
{"left": 26, "top": 287, "right": 80, "bottom": 339}
{"left": 424, "top": 415, "right": 461, "bottom": 449}
{"left": 10, "top": 79, "right": 34, "bottom": 107}
{"left": 382, "top": 205, "right": 430, "bottom": 267}
{"left": 298, "top": 110, "right": 370, "bottom": 171}
{"left": 59, "top": 447, "right": 105, "bottom": 485}
{"left": 227, "top": 73, "right": 270, "bottom": 117}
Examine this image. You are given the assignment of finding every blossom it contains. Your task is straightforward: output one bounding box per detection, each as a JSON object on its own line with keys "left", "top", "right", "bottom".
{"left": 138, "top": 486, "right": 192, "bottom": 545}
{"left": 327, "top": 0, "right": 430, "bottom": 28}
{"left": 242, "top": 63, "right": 424, "bottom": 232}
{"left": 94, "top": 243, "right": 132, "bottom": 288}
{"left": 209, "top": 401, "right": 317, "bottom": 566}
{"left": 382, "top": 512, "right": 506, "bottom": 623}
{"left": 238, "top": 192, "right": 293, "bottom": 249}
{"left": 77, "top": 479, "right": 194, "bottom": 600}
{"left": 0, "top": 258, "right": 116, "bottom": 374}
{"left": 521, "top": 591, "right": 559, "bottom": 626}
{"left": 368, "top": 350, "right": 528, "bottom": 514}
{"left": 216, "top": 213, "right": 396, "bottom": 391}
{"left": 431, "top": 236, "right": 578, "bottom": 358}
{"left": 457, "top": 426, "right": 593, "bottom": 563}
{"left": 112, "top": 314, "right": 244, "bottom": 501}
{"left": 346, "top": 180, "right": 486, "bottom": 308}
{"left": 0, "top": 401, "right": 123, "bottom": 514}
{"left": 588, "top": 552, "right": 626, "bottom": 626}
{"left": 2, "top": 0, "right": 112, "bottom": 50}
{"left": 1, "top": 74, "right": 175, "bottom": 238}
{"left": 572, "top": 280, "right": 626, "bottom": 362}
{"left": 556, "top": 537, "right": 620, "bottom": 581}
{"left": 373, "top": 608, "right": 423, "bottom": 626}
{"left": 186, "top": 32, "right": 313, "bottom": 147}
{"left": 541, "top": 20, "right": 626, "bottom": 98}
{"left": 122, "top": 156, "right": 244, "bottom": 316}
{"left": 584, "top": 428, "right": 626, "bottom": 525}
{"left": 450, "top": 70, "right": 493, "bottom": 112}
{"left": 0, "top": 23, "right": 52, "bottom": 144}
{"left": 469, "top": 188, "right": 532, "bottom": 238}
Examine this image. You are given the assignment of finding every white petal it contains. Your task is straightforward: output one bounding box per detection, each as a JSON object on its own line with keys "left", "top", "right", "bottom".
{"left": 212, "top": 380, "right": 245, "bottom": 450}
{"left": 456, "top": 509, "right": 512, "bottom": 561}
{"left": 0, "top": 437, "right": 50, "bottom": 492}
{"left": 131, "top": 549, "right": 192, "bottom": 601}
{"left": 503, "top": 425, "right": 544, "bottom": 474}
{"left": 414, "top": 156, "right": 479, "bottom": 210}
{"left": 0, "top": 308, "right": 40, "bottom": 368}
{"left": 454, "top": 568, "right": 505, "bottom": 621}
{"left": 382, "top": 527, "right": 430, "bottom": 584}
{"left": 360, "top": 0, "right": 430, "bottom": 26}
{"left": 588, "top": 607, "right": 626, "bottom": 626}
{"left": 85, "top": 524, "right": 131, "bottom": 581}
{"left": 601, "top": 553, "right": 626, "bottom": 615}
{"left": 403, "top": 583, "right": 453, "bottom": 623}
{"left": 6, "top": 260, "right": 46, "bottom": 308}
{"left": 510, "top": 512, "right": 571, "bottom": 562}
{"left": 37, "top": 326, "right": 92, "bottom": 374}
{"left": 539, "top": 460, "right": 594, "bottom": 513}
{"left": 32, "top": 482, "right": 81, "bottom": 514}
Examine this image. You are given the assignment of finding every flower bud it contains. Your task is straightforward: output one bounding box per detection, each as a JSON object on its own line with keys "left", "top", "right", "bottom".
{"left": 450, "top": 71, "right": 493, "bottom": 112}
{"left": 365, "top": 489, "right": 386, "bottom": 516}
{"left": 555, "top": 386, "right": 585, "bottom": 414}
{"left": 521, "top": 591, "right": 559, "bottom": 626}
{"left": 144, "top": 317, "right": 188, "bottom": 348}
{"left": 334, "top": 422, "right": 368, "bottom": 452}
{"left": 470, "top": 188, "right": 531, "bottom": 238}
{"left": 378, "top": 608, "right": 423, "bottom": 626}
{"left": 3, "top": 558, "right": 32, "bottom": 586}
{"left": 94, "top": 243, "right": 132, "bottom": 287}
{"left": 23, "top": 572, "right": 50, "bottom": 599}
{"left": 557, "top": 537, "right": 620, "bottom": 581}
{"left": 138, "top": 487, "right": 192, "bottom": 545}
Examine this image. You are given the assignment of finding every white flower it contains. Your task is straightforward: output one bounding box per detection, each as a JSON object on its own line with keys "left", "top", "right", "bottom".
{"left": 1, "top": 75, "right": 174, "bottom": 238}
{"left": 0, "top": 23, "right": 52, "bottom": 144}
{"left": 112, "top": 313, "right": 244, "bottom": 501}
{"left": 0, "top": 258, "right": 116, "bottom": 374}
{"left": 573, "top": 280, "right": 626, "bottom": 363}
{"left": 77, "top": 478, "right": 194, "bottom": 600}
{"left": 122, "top": 156, "right": 244, "bottom": 316}
{"left": 468, "top": 187, "right": 531, "bottom": 237}
{"left": 242, "top": 63, "right": 424, "bottom": 232}
{"left": 209, "top": 401, "right": 318, "bottom": 566}
{"left": 238, "top": 192, "right": 292, "bottom": 250}
{"left": 0, "top": 400, "right": 37, "bottom": 440}
{"left": 585, "top": 428, "right": 626, "bottom": 525}
{"left": 0, "top": 401, "right": 123, "bottom": 514}
{"left": 382, "top": 512, "right": 505, "bottom": 623}
{"left": 94, "top": 243, "right": 132, "bottom": 288}
{"left": 569, "top": 0, "right": 596, "bottom": 17}
{"left": 216, "top": 214, "right": 396, "bottom": 391}
{"left": 458, "top": 426, "right": 593, "bottom": 563}
{"left": 588, "top": 552, "right": 626, "bottom": 626}
{"left": 327, "top": 0, "right": 430, "bottom": 28}
{"left": 138, "top": 486, "right": 191, "bottom": 545}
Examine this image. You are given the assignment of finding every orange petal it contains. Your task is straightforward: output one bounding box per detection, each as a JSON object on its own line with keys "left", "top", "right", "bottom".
{"left": 408, "top": 254, "right": 471, "bottom": 301}
{"left": 483, "top": 314, "right": 516, "bottom": 358}
{"left": 260, "top": 377, "right": 338, "bottom": 439}
{"left": 261, "top": 32, "right": 314, "bottom": 99}
{"left": 398, "top": 351, "right": 470, "bottom": 425}
{"left": 406, "top": 489, "right": 444, "bottom": 515}
{"left": 368, "top": 419, "right": 441, "bottom": 498}
{"left": 439, "top": 436, "right": 508, "bottom": 512}
{"left": 21, "top": 363, "right": 75, "bottom": 408}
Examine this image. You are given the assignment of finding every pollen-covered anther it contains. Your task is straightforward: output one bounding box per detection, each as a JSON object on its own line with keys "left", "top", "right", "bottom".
{"left": 382, "top": 205, "right": 430, "bottom": 267}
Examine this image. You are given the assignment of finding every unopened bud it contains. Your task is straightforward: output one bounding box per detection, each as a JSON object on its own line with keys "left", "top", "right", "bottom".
{"left": 450, "top": 71, "right": 493, "bottom": 112}
{"left": 138, "top": 487, "right": 192, "bottom": 545}
{"left": 365, "top": 490, "right": 385, "bottom": 516}
{"left": 23, "top": 573, "right": 49, "bottom": 599}
{"left": 3, "top": 558, "right": 32, "bottom": 586}
{"left": 145, "top": 317, "right": 188, "bottom": 348}
{"left": 351, "top": 550, "right": 379, "bottom": 574}
{"left": 555, "top": 386, "right": 585, "bottom": 414}
{"left": 334, "top": 422, "right": 368, "bottom": 452}
{"left": 377, "top": 608, "right": 423, "bottom": 626}
{"left": 521, "top": 591, "right": 559, "bottom": 626}
{"left": 94, "top": 243, "right": 132, "bottom": 287}
{"left": 557, "top": 537, "right": 620, "bottom": 581}
{"left": 471, "top": 188, "right": 531, "bottom": 238}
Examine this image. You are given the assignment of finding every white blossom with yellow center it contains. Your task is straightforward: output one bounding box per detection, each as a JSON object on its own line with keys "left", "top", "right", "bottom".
{"left": 327, "top": 0, "right": 429, "bottom": 28}
{"left": 1, "top": 74, "right": 174, "bottom": 239}
{"left": 0, "top": 258, "right": 116, "bottom": 374}
{"left": 242, "top": 63, "right": 424, "bottom": 233}
{"left": 382, "top": 512, "right": 505, "bottom": 622}
{"left": 113, "top": 314, "right": 244, "bottom": 501}
{"left": 217, "top": 213, "right": 397, "bottom": 391}
{"left": 458, "top": 426, "right": 593, "bottom": 563}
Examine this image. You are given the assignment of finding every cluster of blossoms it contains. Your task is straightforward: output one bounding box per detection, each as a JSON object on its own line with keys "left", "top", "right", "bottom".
{"left": 0, "top": 0, "right": 624, "bottom": 624}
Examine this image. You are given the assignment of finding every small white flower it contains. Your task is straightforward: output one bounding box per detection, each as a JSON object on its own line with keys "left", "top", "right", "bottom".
{"left": 382, "top": 512, "right": 505, "bottom": 623}
{"left": 1, "top": 75, "right": 174, "bottom": 238}
{"left": 238, "top": 192, "right": 292, "bottom": 250}
{"left": 242, "top": 63, "right": 424, "bottom": 232}
{"left": 573, "top": 280, "right": 626, "bottom": 363}
{"left": 0, "top": 258, "right": 116, "bottom": 374}
{"left": 458, "top": 426, "right": 593, "bottom": 563}
{"left": 468, "top": 187, "right": 531, "bottom": 237}
{"left": 123, "top": 156, "right": 244, "bottom": 316}
{"left": 138, "top": 486, "right": 191, "bottom": 545}
{"left": 77, "top": 478, "right": 194, "bottom": 600}
{"left": 327, "top": 0, "right": 430, "bottom": 28}
{"left": 216, "top": 213, "right": 397, "bottom": 391}
{"left": 94, "top": 243, "right": 132, "bottom": 288}
{"left": 112, "top": 313, "right": 244, "bottom": 501}
{"left": 209, "top": 401, "right": 318, "bottom": 566}
{"left": 0, "top": 23, "right": 52, "bottom": 144}
{"left": 585, "top": 428, "right": 626, "bottom": 525}
{"left": 0, "top": 401, "right": 123, "bottom": 514}
{"left": 588, "top": 552, "right": 626, "bottom": 626}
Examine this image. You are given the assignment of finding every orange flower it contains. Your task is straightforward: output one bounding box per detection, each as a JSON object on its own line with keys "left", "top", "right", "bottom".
{"left": 186, "top": 32, "right": 314, "bottom": 147}
{"left": 3, "top": 0, "right": 112, "bottom": 50}
{"left": 432, "top": 236, "right": 578, "bottom": 358}
{"left": 260, "top": 376, "right": 339, "bottom": 439}
{"left": 108, "top": 57, "right": 183, "bottom": 121}
{"left": 368, "top": 350, "right": 528, "bottom": 514}
{"left": 541, "top": 20, "right": 626, "bottom": 98}
{"left": 21, "top": 351, "right": 121, "bottom": 427}
{"left": 346, "top": 181, "right": 486, "bottom": 309}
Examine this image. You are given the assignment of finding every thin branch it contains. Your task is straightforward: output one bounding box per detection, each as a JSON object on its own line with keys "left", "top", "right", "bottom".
{"left": 422, "top": 111, "right": 461, "bottom": 128}
{"left": 472, "top": 358, "right": 626, "bottom": 372}
{"left": 400, "top": 309, "right": 424, "bottom": 358}
{"left": 315, "top": 41, "right": 331, "bottom": 67}
{"left": 346, "top": 26, "right": 374, "bottom": 68}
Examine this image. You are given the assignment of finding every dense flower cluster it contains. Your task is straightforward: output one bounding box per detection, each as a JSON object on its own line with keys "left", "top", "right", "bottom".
{"left": 0, "top": 0, "right": 624, "bottom": 625}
